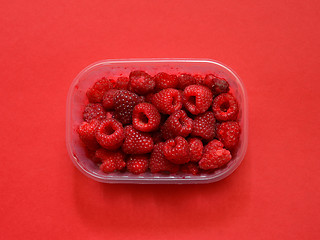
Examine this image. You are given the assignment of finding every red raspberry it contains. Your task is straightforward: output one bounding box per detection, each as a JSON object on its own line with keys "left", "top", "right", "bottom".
{"left": 181, "top": 162, "right": 200, "bottom": 175}
{"left": 95, "top": 119, "right": 124, "bottom": 150}
{"left": 129, "top": 70, "right": 155, "bottom": 95}
{"left": 154, "top": 72, "right": 178, "bottom": 90}
{"left": 182, "top": 85, "right": 213, "bottom": 115}
{"left": 188, "top": 138, "right": 203, "bottom": 162}
{"left": 145, "top": 93, "right": 154, "bottom": 103}
{"left": 191, "top": 111, "right": 216, "bottom": 141}
{"left": 163, "top": 136, "right": 190, "bottom": 164}
{"left": 113, "top": 90, "right": 142, "bottom": 125}
{"left": 116, "top": 76, "right": 130, "bottom": 90}
{"left": 77, "top": 119, "right": 100, "bottom": 151}
{"left": 95, "top": 149, "right": 126, "bottom": 172}
{"left": 149, "top": 143, "right": 180, "bottom": 173}
{"left": 199, "top": 140, "right": 232, "bottom": 170}
{"left": 204, "top": 74, "right": 229, "bottom": 95}
{"left": 86, "top": 77, "right": 113, "bottom": 103}
{"left": 217, "top": 121, "right": 241, "bottom": 149}
{"left": 151, "top": 88, "right": 182, "bottom": 115}
{"left": 126, "top": 155, "right": 149, "bottom": 174}
{"left": 152, "top": 131, "right": 164, "bottom": 144}
{"left": 177, "top": 73, "right": 196, "bottom": 89}
{"left": 161, "top": 110, "right": 193, "bottom": 140}
{"left": 212, "top": 93, "right": 239, "bottom": 121}
{"left": 83, "top": 103, "right": 107, "bottom": 122}
{"left": 194, "top": 74, "right": 205, "bottom": 85}
{"left": 132, "top": 103, "right": 161, "bottom": 132}
{"left": 102, "top": 89, "right": 118, "bottom": 110}
{"left": 105, "top": 111, "right": 114, "bottom": 119}
{"left": 122, "top": 125, "right": 154, "bottom": 154}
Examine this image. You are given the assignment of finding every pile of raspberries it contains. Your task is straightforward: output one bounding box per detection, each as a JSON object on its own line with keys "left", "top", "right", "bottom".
{"left": 77, "top": 70, "right": 241, "bottom": 175}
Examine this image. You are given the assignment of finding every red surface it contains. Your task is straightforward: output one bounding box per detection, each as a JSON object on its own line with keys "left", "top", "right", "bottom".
{"left": 1, "top": 0, "right": 320, "bottom": 239}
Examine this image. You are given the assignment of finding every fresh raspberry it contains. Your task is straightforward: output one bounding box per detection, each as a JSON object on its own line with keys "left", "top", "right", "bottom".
{"left": 116, "top": 76, "right": 130, "bottom": 90}
{"left": 95, "top": 119, "right": 124, "bottom": 150}
{"left": 177, "top": 73, "right": 196, "bottom": 89}
{"left": 199, "top": 140, "right": 232, "bottom": 170}
{"left": 85, "top": 149, "right": 99, "bottom": 163}
{"left": 95, "top": 149, "right": 126, "bottom": 172}
{"left": 139, "top": 95, "right": 146, "bottom": 103}
{"left": 100, "top": 158, "right": 116, "bottom": 173}
{"left": 129, "top": 70, "right": 155, "bottom": 95}
{"left": 182, "top": 85, "right": 213, "bottom": 115}
{"left": 152, "top": 131, "right": 164, "bottom": 144}
{"left": 132, "top": 103, "right": 161, "bottom": 132}
{"left": 113, "top": 90, "right": 142, "bottom": 125}
{"left": 217, "top": 121, "right": 241, "bottom": 149}
{"left": 149, "top": 143, "right": 180, "bottom": 173}
{"left": 181, "top": 162, "right": 200, "bottom": 175}
{"left": 163, "top": 136, "right": 190, "bottom": 164}
{"left": 83, "top": 103, "right": 107, "bottom": 122}
{"left": 204, "top": 74, "right": 230, "bottom": 95}
{"left": 194, "top": 74, "right": 205, "bottom": 85}
{"left": 122, "top": 125, "right": 154, "bottom": 154}
{"left": 212, "top": 93, "right": 239, "bottom": 121}
{"left": 126, "top": 155, "right": 149, "bottom": 174}
{"left": 191, "top": 111, "right": 216, "bottom": 141}
{"left": 154, "top": 72, "right": 178, "bottom": 90}
{"left": 145, "top": 93, "right": 154, "bottom": 103}
{"left": 105, "top": 111, "right": 114, "bottom": 119}
{"left": 151, "top": 88, "right": 182, "bottom": 115}
{"left": 161, "top": 110, "right": 193, "bottom": 140}
{"left": 77, "top": 119, "right": 100, "bottom": 151}
{"left": 188, "top": 138, "right": 203, "bottom": 162}
{"left": 86, "top": 77, "right": 113, "bottom": 103}
{"left": 102, "top": 89, "right": 118, "bottom": 110}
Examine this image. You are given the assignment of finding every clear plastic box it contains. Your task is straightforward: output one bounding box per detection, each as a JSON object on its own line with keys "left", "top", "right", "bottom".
{"left": 66, "top": 59, "right": 248, "bottom": 184}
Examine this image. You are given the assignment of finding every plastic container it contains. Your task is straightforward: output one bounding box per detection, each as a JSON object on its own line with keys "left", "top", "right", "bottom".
{"left": 66, "top": 59, "right": 248, "bottom": 184}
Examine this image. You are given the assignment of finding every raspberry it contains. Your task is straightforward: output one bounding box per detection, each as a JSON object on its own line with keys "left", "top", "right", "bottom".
{"left": 163, "top": 136, "right": 190, "bottom": 164}
{"left": 191, "top": 111, "right": 216, "bottom": 141}
{"left": 212, "top": 93, "right": 239, "bottom": 121}
{"left": 77, "top": 119, "right": 100, "bottom": 151}
{"left": 188, "top": 138, "right": 203, "bottom": 162}
{"left": 113, "top": 90, "right": 142, "bottom": 125}
{"left": 199, "top": 140, "right": 232, "bottom": 170}
{"left": 194, "top": 74, "right": 205, "bottom": 85}
{"left": 102, "top": 89, "right": 118, "bottom": 110}
{"left": 95, "top": 149, "right": 126, "bottom": 172}
{"left": 95, "top": 119, "right": 124, "bottom": 150}
{"left": 217, "top": 121, "right": 241, "bottom": 149}
{"left": 126, "top": 155, "right": 149, "bottom": 174}
{"left": 151, "top": 88, "right": 182, "bottom": 115}
{"left": 145, "top": 93, "right": 154, "bottom": 103}
{"left": 161, "top": 110, "right": 193, "bottom": 140}
{"left": 149, "top": 143, "right": 180, "bottom": 173}
{"left": 154, "top": 72, "right": 178, "bottom": 90}
{"left": 105, "top": 111, "right": 114, "bottom": 119}
{"left": 129, "top": 70, "right": 155, "bottom": 95}
{"left": 122, "top": 125, "right": 154, "bottom": 154}
{"left": 177, "top": 73, "right": 196, "bottom": 89}
{"left": 83, "top": 103, "right": 107, "bottom": 122}
{"left": 182, "top": 85, "right": 213, "bottom": 115}
{"left": 100, "top": 159, "right": 116, "bottom": 173}
{"left": 181, "top": 162, "right": 200, "bottom": 175}
{"left": 132, "top": 103, "right": 161, "bottom": 132}
{"left": 204, "top": 74, "right": 229, "bottom": 95}
{"left": 86, "top": 77, "right": 113, "bottom": 103}
{"left": 152, "top": 131, "right": 164, "bottom": 144}
{"left": 116, "top": 76, "right": 130, "bottom": 90}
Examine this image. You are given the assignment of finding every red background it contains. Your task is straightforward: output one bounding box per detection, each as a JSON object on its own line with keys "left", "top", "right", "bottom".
{"left": 1, "top": 0, "right": 320, "bottom": 239}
